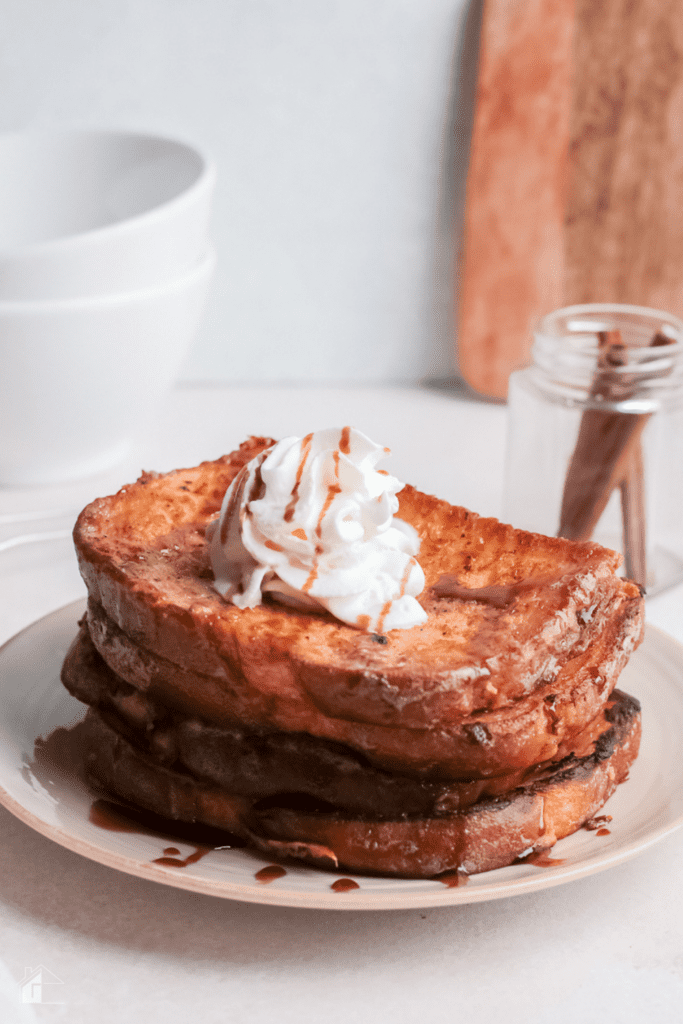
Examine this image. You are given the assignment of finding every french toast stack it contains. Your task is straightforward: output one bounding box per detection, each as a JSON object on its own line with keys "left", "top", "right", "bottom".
{"left": 61, "top": 437, "right": 644, "bottom": 878}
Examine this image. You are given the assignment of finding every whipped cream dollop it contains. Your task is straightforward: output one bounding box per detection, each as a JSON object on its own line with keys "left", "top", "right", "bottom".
{"left": 208, "top": 427, "right": 427, "bottom": 632}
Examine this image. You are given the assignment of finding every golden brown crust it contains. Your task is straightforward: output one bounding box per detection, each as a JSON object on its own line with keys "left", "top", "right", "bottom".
{"left": 65, "top": 440, "right": 645, "bottom": 878}
{"left": 78, "top": 690, "right": 641, "bottom": 878}
{"left": 61, "top": 622, "right": 620, "bottom": 816}
{"left": 72, "top": 441, "right": 644, "bottom": 742}
{"left": 83, "top": 592, "right": 640, "bottom": 779}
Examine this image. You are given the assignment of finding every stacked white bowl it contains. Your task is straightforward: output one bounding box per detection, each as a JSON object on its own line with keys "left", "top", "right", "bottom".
{"left": 0, "top": 129, "right": 216, "bottom": 485}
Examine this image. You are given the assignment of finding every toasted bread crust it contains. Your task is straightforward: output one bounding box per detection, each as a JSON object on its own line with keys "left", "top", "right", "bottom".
{"left": 72, "top": 441, "right": 644, "bottom": 775}
{"left": 62, "top": 622, "right": 620, "bottom": 816}
{"left": 78, "top": 690, "right": 640, "bottom": 878}
{"left": 82, "top": 592, "right": 640, "bottom": 778}
{"left": 64, "top": 440, "right": 645, "bottom": 878}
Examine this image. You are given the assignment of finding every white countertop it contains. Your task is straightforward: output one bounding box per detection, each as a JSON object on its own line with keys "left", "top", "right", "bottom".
{"left": 1, "top": 384, "right": 682, "bottom": 1024}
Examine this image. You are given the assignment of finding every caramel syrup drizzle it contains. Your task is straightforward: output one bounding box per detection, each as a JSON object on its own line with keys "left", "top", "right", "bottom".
{"left": 152, "top": 847, "right": 213, "bottom": 868}
{"left": 219, "top": 465, "right": 249, "bottom": 545}
{"left": 217, "top": 453, "right": 268, "bottom": 545}
{"left": 244, "top": 460, "right": 266, "bottom": 510}
{"left": 301, "top": 430, "right": 348, "bottom": 594}
{"left": 316, "top": 450, "right": 342, "bottom": 539}
{"left": 375, "top": 556, "right": 416, "bottom": 633}
{"left": 255, "top": 864, "right": 287, "bottom": 884}
{"left": 268, "top": 427, "right": 399, "bottom": 613}
{"left": 331, "top": 877, "right": 360, "bottom": 892}
{"left": 283, "top": 432, "right": 313, "bottom": 523}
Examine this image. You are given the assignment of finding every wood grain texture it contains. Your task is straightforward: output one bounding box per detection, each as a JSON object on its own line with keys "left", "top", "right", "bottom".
{"left": 456, "top": 0, "right": 683, "bottom": 399}
{"left": 565, "top": 0, "right": 683, "bottom": 310}
{"left": 457, "top": 0, "right": 575, "bottom": 399}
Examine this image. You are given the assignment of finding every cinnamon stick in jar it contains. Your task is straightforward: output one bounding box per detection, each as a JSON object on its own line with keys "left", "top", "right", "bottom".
{"left": 558, "top": 329, "right": 673, "bottom": 584}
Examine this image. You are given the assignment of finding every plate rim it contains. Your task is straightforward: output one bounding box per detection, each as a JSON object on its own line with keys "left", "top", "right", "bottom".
{"left": 1, "top": 598, "right": 682, "bottom": 911}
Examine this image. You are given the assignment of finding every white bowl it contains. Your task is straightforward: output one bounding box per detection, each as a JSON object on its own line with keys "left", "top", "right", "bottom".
{"left": 0, "top": 129, "right": 215, "bottom": 300}
{"left": 0, "top": 248, "right": 215, "bottom": 486}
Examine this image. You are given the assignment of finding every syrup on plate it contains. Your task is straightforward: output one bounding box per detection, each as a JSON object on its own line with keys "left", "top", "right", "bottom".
{"left": 89, "top": 797, "right": 247, "bottom": 869}
{"left": 330, "top": 878, "right": 360, "bottom": 893}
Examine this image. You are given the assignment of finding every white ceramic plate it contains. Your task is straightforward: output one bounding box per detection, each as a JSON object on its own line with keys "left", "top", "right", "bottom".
{"left": 0, "top": 599, "right": 682, "bottom": 911}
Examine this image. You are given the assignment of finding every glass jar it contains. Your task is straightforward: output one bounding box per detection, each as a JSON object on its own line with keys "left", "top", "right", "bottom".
{"left": 503, "top": 304, "right": 683, "bottom": 595}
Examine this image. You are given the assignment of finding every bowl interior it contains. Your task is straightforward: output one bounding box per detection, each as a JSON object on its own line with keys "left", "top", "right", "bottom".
{"left": 0, "top": 130, "right": 207, "bottom": 249}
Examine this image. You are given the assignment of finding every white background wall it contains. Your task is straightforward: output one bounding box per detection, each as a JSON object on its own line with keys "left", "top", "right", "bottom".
{"left": 0, "top": 0, "right": 475, "bottom": 384}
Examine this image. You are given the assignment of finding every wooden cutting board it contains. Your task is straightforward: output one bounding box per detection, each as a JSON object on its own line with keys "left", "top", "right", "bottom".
{"left": 456, "top": 0, "right": 683, "bottom": 400}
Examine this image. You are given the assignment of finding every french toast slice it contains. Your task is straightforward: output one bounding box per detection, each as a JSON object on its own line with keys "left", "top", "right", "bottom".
{"left": 77, "top": 689, "right": 641, "bottom": 879}
{"left": 62, "top": 623, "right": 618, "bottom": 816}
{"left": 72, "top": 439, "right": 644, "bottom": 778}
{"left": 82, "top": 593, "right": 638, "bottom": 778}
